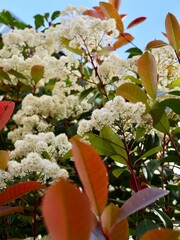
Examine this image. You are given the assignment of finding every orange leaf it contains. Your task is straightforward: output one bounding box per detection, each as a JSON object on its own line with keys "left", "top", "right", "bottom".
{"left": 140, "top": 229, "right": 180, "bottom": 240}
{"left": 100, "top": 2, "right": 124, "bottom": 33}
{"left": 109, "top": 218, "right": 129, "bottom": 240}
{"left": 0, "top": 181, "right": 45, "bottom": 205}
{"left": 146, "top": 40, "right": 167, "bottom": 49}
{"left": 127, "top": 17, "right": 146, "bottom": 29}
{"left": 0, "top": 150, "right": 9, "bottom": 170}
{"left": 83, "top": 9, "right": 105, "bottom": 20}
{"left": 113, "top": 33, "right": 134, "bottom": 50}
{"left": 165, "top": 13, "right": 180, "bottom": 51}
{"left": 42, "top": 179, "right": 93, "bottom": 240}
{"left": 72, "top": 138, "right": 108, "bottom": 216}
{"left": 138, "top": 51, "right": 158, "bottom": 99}
{"left": 108, "top": 0, "right": 121, "bottom": 10}
{"left": 0, "top": 206, "right": 23, "bottom": 217}
{"left": 0, "top": 101, "right": 15, "bottom": 131}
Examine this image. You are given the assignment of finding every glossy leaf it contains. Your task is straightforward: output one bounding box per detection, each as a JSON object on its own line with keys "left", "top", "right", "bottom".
{"left": 99, "top": 2, "right": 124, "bottom": 32}
{"left": 136, "top": 220, "right": 158, "bottom": 239}
{"left": 165, "top": 13, "right": 180, "bottom": 51}
{"left": 160, "top": 98, "right": 180, "bottom": 114}
{"left": 146, "top": 40, "right": 167, "bottom": 49}
{"left": 113, "top": 33, "right": 134, "bottom": 50}
{"left": 0, "top": 206, "right": 23, "bottom": 217}
{"left": 167, "top": 77, "right": 180, "bottom": 89}
{"left": 72, "top": 138, "right": 108, "bottom": 216}
{"left": 108, "top": 0, "right": 121, "bottom": 10}
{"left": 0, "top": 101, "right": 15, "bottom": 131}
{"left": 51, "top": 11, "right": 61, "bottom": 21}
{"left": 151, "top": 205, "right": 173, "bottom": 228}
{"left": 127, "top": 17, "right": 146, "bottom": 29}
{"left": 140, "top": 229, "right": 180, "bottom": 240}
{"left": 109, "top": 218, "right": 129, "bottom": 240}
{"left": 138, "top": 51, "right": 158, "bottom": 99}
{"left": 42, "top": 179, "right": 93, "bottom": 240}
{"left": 116, "top": 82, "right": 148, "bottom": 104}
{"left": 0, "top": 150, "right": 9, "bottom": 170}
{"left": 83, "top": 9, "right": 105, "bottom": 20}
{"left": 137, "top": 146, "right": 163, "bottom": 160}
{"left": 0, "top": 181, "right": 45, "bottom": 205}
{"left": 31, "top": 65, "right": 44, "bottom": 83}
{"left": 117, "top": 187, "right": 169, "bottom": 222}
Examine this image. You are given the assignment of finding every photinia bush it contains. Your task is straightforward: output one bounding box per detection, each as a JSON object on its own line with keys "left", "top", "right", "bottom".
{"left": 0, "top": 0, "right": 179, "bottom": 239}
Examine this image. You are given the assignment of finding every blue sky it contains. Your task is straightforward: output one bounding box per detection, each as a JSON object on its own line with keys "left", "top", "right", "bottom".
{"left": 0, "top": 0, "right": 180, "bottom": 56}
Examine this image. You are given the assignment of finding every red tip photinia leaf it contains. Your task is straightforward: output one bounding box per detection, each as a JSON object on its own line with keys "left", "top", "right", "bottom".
{"left": 100, "top": 1, "right": 124, "bottom": 33}
{"left": 138, "top": 51, "right": 158, "bottom": 99}
{"left": 0, "top": 206, "right": 23, "bottom": 217}
{"left": 116, "top": 187, "right": 169, "bottom": 223}
{"left": 0, "top": 101, "right": 15, "bottom": 131}
{"left": 108, "top": 0, "right": 121, "bottom": 10}
{"left": 127, "top": 17, "right": 147, "bottom": 29}
{"left": 0, "top": 181, "right": 45, "bottom": 205}
{"left": 165, "top": 12, "right": 180, "bottom": 51}
{"left": 83, "top": 9, "right": 105, "bottom": 20}
{"left": 113, "top": 33, "right": 134, "bottom": 50}
{"left": 72, "top": 138, "right": 108, "bottom": 216}
{"left": 146, "top": 40, "right": 167, "bottom": 49}
{"left": 140, "top": 229, "right": 180, "bottom": 240}
{"left": 42, "top": 179, "right": 93, "bottom": 240}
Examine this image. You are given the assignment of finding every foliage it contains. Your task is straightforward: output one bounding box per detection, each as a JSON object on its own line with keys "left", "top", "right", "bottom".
{"left": 0, "top": 0, "right": 179, "bottom": 239}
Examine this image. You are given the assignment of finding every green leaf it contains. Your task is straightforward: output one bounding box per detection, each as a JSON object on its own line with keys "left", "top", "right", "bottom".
{"left": 137, "top": 146, "right": 163, "bottom": 160}
{"left": 8, "top": 69, "right": 27, "bottom": 79}
{"left": 44, "top": 12, "right": 50, "bottom": 21}
{"left": 168, "top": 90, "right": 180, "bottom": 96}
{"left": 167, "top": 78, "right": 180, "bottom": 89}
{"left": 138, "top": 51, "right": 158, "bottom": 99}
{"left": 51, "top": 11, "right": 61, "bottom": 21}
{"left": 31, "top": 65, "right": 44, "bottom": 83}
{"left": 160, "top": 98, "right": 180, "bottom": 114}
{"left": 60, "top": 37, "right": 82, "bottom": 55}
{"left": 136, "top": 220, "right": 158, "bottom": 239}
{"left": 34, "top": 14, "right": 45, "bottom": 29}
{"left": 123, "top": 75, "right": 141, "bottom": 85}
{"left": 0, "top": 67, "right": 11, "bottom": 81}
{"left": 151, "top": 205, "right": 173, "bottom": 228}
{"left": 79, "top": 87, "right": 95, "bottom": 102}
{"left": 116, "top": 82, "right": 148, "bottom": 104}
{"left": 126, "top": 47, "right": 143, "bottom": 58}
{"left": 112, "top": 168, "right": 126, "bottom": 178}
{"left": 135, "top": 127, "right": 146, "bottom": 140}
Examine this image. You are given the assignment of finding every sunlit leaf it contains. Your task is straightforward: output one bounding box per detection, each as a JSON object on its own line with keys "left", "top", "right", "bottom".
{"left": 113, "top": 33, "right": 134, "bottom": 50}
{"left": 117, "top": 187, "right": 169, "bottom": 222}
{"left": 160, "top": 98, "right": 180, "bottom": 114}
{"left": 79, "top": 87, "right": 96, "bottom": 102}
{"left": 99, "top": 2, "right": 124, "bottom": 32}
{"left": 0, "top": 150, "right": 9, "bottom": 170}
{"left": 51, "top": 11, "right": 61, "bottom": 21}
{"left": 61, "top": 37, "right": 82, "bottom": 55}
{"left": 0, "top": 181, "right": 45, "bottom": 205}
{"left": 83, "top": 9, "right": 105, "bottom": 20}
{"left": 140, "top": 229, "right": 180, "bottom": 240}
{"left": 31, "top": 65, "right": 44, "bottom": 83}
{"left": 116, "top": 82, "right": 148, "bottom": 104}
{"left": 127, "top": 17, "right": 146, "bottom": 29}
{"left": 0, "top": 101, "right": 15, "bottom": 131}
{"left": 0, "top": 206, "right": 23, "bottom": 217}
{"left": 146, "top": 40, "right": 167, "bottom": 49}
{"left": 138, "top": 51, "right": 158, "bottom": 99}
{"left": 72, "top": 138, "right": 108, "bottom": 216}
{"left": 108, "top": 0, "right": 121, "bottom": 10}
{"left": 165, "top": 13, "right": 180, "bottom": 51}
{"left": 42, "top": 179, "right": 93, "bottom": 240}
{"left": 167, "top": 78, "right": 180, "bottom": 89}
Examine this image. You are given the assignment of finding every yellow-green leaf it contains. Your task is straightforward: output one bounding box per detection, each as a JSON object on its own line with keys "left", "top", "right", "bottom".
{"left": 31, "top": 65, "right": 44, "bottom": 83}
{"left": 116, "top": 82, "right": 148, "bottom": 104}
{"left": 0, "top": 150, "right": 9, "bottom": 170}
{"left": 99, "top": 2, "right": 124, "bottom": 33}
{"left": 165, "top": 13, "right": 180, "bottom": 51}
{"left": 167, "top": 77, "right": 180, "bottom": 89}
{"left": 138, "top": 51, "right": 158, "bottom": 99}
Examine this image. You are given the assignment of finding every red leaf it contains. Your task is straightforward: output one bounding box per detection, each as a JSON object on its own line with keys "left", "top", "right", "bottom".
{"left": 42, "top": 179, "right": 93, "bottom": 240}
{"left": 108, "top": 0, "right": 121, "bottom": 10}
{"left": 117, "top": 187, "right": 169, "bottom": 222}
{"left": 72, "top": 138, "right": 108, "bottom": 216}
{"left": 0, "top": 101, "right": 15, "bottom": 131}
{"left": 0, "top": 181, "right": 45, "bottom": 205}
{"left": 0, "top": 206, "right": 23, "bottom": 217}
{"left": 140, "top": 229, "right": 180, "bottom": 240}
{"left": 146, "top": 40, "right": 167, "bottom": 49}
{"left": 113, "top": 33, "right": 134, "bottom": 50}
{"left": 127, "top": 17, "right": 147, "bottom": 29}
{"left": 83, "top": 9, "right": 105, "bottom": 20}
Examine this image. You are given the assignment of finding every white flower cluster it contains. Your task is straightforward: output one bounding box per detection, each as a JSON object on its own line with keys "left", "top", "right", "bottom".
{"left": 78, "top": 96, "right": 149, "bottom": 139}
{"left": 0, "top": 132, "right": 71, "bottom": 190}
